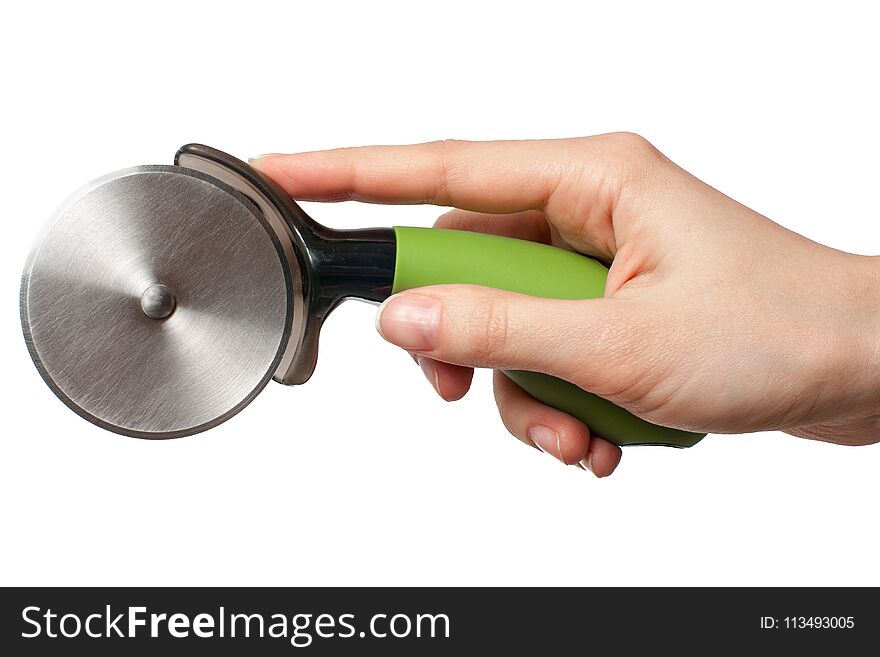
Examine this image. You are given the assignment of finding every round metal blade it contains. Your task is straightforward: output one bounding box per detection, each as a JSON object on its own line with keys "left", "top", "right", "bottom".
{"left": 21, "top": 166, "right": 293, "bottom": 438}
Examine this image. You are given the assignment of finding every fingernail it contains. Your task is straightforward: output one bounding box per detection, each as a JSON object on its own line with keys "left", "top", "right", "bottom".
{"left": 417, "top": 356, "right": 443, "bottom": 398}
{"left": 528, "top": 426, "right": 563, "bottom": 463}
{"left": 247, "top": 153, "right": 281, "bottom": 165}
{"left": 580, "top": 452, "right": 599, "bottom": 477}
{"left": 375, "top": 294, "right": 440, "bottom": 351}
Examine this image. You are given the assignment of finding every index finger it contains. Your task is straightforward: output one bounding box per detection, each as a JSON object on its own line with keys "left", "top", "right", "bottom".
{"left": 251, "top": 135, "right": 643, "bottom": 261}
{"left": 251, "top": 138, "right": 590, "bottom": 213}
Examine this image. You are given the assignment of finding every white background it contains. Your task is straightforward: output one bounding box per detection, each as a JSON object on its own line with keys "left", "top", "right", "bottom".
{"left": 1, "top": 1, "right": 878, "bottom": 586}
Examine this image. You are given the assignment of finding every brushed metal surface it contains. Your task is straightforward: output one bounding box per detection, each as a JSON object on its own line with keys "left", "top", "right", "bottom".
{"left": 21, "top": 167, "right": 292, "bottom": 438}
{"left": 175, "top": 152, "right": 308, "bottom": 384}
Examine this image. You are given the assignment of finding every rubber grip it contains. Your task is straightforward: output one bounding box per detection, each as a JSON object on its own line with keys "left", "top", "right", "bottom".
{"left": 391, "top": 226, "right": 705, "bottom": 448}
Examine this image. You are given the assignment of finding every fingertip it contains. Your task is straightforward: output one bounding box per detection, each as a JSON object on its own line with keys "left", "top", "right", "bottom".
{"left": 434, "top": 208, "right": 461, "bottom": 229}
{"left": 581, "top": 438, "right": 623, "bottom": 478}
{"left": 558, "top": 420, "right": 592, "bottom": 466}
{"left": 525, "top": 416, "right": 590, "bottom": 466}
{"left": 374, "top": 292, "right": 440, "bottom": 352}
{"left": 416, "top": 356, "right": 473, "bottom": 402}
{"left": 247, "top": 151, "right": 357, "bottom": 201}
{"left": 248, "top": 154, "right": 287, "bottom": 178}
{"left": 249, "top": 154, "right": 295, "bottom": 192}
{"left": 417, "top": 355, "right": 441, "bottom": 397}
{"left": 248, "top": 154, "right": 282, "bottom": 166}
{"left": 494, "top": 371, "right": 591, "bottom": 465}
{"left": 432, "top": 209, "right": 552, "bottom": 243}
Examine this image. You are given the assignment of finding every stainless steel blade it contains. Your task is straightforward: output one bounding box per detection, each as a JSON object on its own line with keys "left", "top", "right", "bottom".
{"left": 20, "top": 166, "right": 293, "bottom": 438}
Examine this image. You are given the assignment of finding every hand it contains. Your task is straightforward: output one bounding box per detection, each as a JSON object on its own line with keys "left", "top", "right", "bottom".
{"left": 253, "top": 134, "right": 880, "bottom": 477}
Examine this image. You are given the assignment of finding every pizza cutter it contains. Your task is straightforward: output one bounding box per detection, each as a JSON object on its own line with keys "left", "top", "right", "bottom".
{"left": 20, "top": 144, "right": 705, "bottom": 447}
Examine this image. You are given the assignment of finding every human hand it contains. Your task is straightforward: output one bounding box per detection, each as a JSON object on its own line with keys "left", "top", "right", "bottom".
{"left": 253, "top": 134, "right": 880, "bottom": 477}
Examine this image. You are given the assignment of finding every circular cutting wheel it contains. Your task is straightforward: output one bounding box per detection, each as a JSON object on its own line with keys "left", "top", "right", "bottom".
{"left": 20, "top": 166, "right": 292, "bottom": 438}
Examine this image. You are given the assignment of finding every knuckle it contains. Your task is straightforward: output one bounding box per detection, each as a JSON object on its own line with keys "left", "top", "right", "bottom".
{"left": 426, "top": 139, "right": 469, "bottom": 204}
{"left": 560, "top": 134, "right": 668, "bottom": 217}
{"left": 609, "top": 132, "right": 660, "bottom": 157}
{"left": 469, "top": 296, "right": 511, "bottom": 366}
{"left": 604, "top": 132, "right": 667, "bottom": 186}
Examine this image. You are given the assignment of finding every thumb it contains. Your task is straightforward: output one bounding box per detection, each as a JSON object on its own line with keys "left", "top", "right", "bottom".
{"left": 375, "top": 285, "right": 639, "bottom": 394}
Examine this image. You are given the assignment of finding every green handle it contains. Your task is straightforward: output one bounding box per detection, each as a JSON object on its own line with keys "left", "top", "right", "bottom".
{"left": 392, "top": 226, "right": 705, "bottom": 448}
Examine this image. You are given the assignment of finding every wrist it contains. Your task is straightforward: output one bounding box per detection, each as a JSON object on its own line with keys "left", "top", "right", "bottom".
{"left": 822, "top": 254, "right": 880, "bottom": 425}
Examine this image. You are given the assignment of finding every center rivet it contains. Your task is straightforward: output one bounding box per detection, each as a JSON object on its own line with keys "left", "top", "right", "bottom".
{"left": 140, "top": 283, "right": 176, "bottom": 320}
